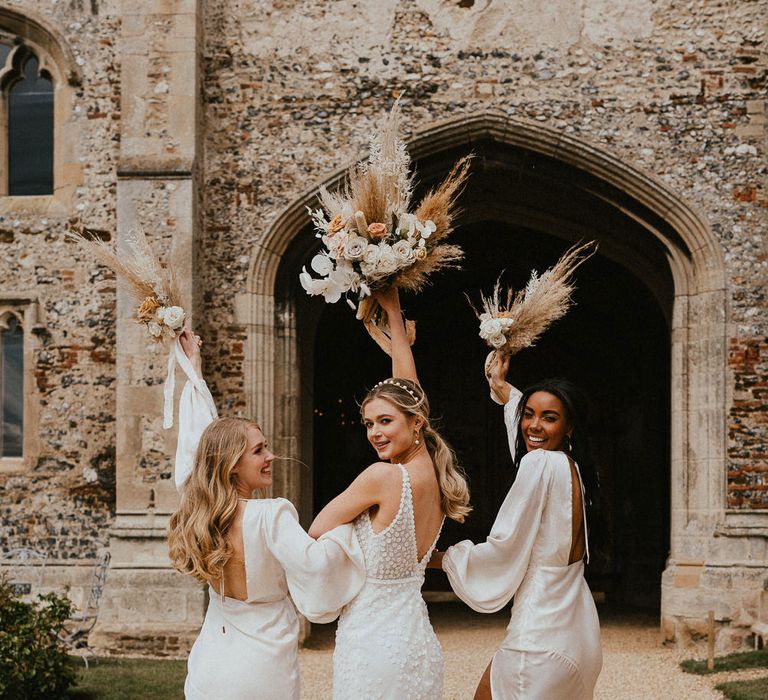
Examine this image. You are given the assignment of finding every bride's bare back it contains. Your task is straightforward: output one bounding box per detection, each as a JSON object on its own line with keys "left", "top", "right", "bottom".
{"left": 208, "top": 503, "right": 248, "bottom": 600}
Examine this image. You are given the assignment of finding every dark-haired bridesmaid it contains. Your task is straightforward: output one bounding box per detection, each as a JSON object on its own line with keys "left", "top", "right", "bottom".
{"left": 430, "top": 351, "right": 602, "bottom": 700}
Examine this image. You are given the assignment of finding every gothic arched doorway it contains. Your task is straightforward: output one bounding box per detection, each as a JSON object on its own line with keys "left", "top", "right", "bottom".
{"left": 255, "top": 113, "right": 725, "bottom": 620}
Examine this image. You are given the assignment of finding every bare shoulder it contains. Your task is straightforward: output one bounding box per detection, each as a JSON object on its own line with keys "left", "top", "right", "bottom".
{"left": 358, "top": 461, "right": 400, "bottom": 485}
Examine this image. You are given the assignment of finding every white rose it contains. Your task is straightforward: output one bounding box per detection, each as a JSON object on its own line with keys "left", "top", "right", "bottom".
{"left": 362, "top": 243, "right": 380, "bottom": 266}
{"left": 160, "top": 305, "right": 185, "bottom": 330}
{"left": 499, "top": 317, "right": 514, "bottom": 330}
{"left": 392, "top": 239, "right": 416, "bottom": 267}
{"left": 479, "top": 317, "right": 504, "bottom": 339}
{"left": 489, "top": 333, "right": 507, "bottom": 349}
{"left": 311, "top": 253, "right": 334, "bottom": 276}
{"left": 147, "top": 321, "right": 163, "bottom": 338}
{"left": 342, "top": 235, "right": 368, "bottom": 262}
{"left": 375, "top": 244, "right": 398, "bottom": 275}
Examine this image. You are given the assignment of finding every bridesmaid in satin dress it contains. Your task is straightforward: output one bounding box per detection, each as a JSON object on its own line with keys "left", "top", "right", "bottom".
{"left": 167, "top": 330, "right": 366, "bottom": 700}
{"left": 430, "top": 351, "right": 602, "bottom": 699}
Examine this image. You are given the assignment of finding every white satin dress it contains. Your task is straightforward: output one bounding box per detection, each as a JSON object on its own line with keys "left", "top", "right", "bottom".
{"left": 443, "top": 386, "right": 602, "bottom": 699}
{"left": 171, "top": 343, "right": 366, "bottom": 700}
{"left": 333, "top": 464, "right": 444, "bottom": 700}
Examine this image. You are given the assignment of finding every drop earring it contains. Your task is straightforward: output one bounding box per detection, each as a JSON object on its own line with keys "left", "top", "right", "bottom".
{"left": 414, "top": 430, "right": 420, "bottom": 445}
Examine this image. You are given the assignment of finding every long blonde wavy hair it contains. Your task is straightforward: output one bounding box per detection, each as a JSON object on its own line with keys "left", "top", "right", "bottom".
{"left": 168, "top": 417, "right": 259, "bottom": 582}
{"left": 362, "top": 379, "right": 472, "bottom": 522}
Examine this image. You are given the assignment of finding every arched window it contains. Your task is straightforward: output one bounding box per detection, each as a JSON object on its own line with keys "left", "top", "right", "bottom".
{"left": 0, "top": 38, "right": 54, "bottom": 195}
{"left": 0, "top": 311, "right": 23, "bottom": 458}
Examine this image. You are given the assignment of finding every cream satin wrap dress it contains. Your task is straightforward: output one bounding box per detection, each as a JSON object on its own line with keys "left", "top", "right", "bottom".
{"left": 442, "top": 386, "right": 602, "bottom": 699}
{"left": 172, "top": 344, "right": 366, "bottom": 700}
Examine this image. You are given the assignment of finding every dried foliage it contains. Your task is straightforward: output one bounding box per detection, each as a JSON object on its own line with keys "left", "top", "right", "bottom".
{"left": 474, "top": 241, "right": 597, "bottom": 356}
{"left": 304, "top": 100, "right": 473, "bottom": 355}
{"left": 67, "top": 225, "right": 183, "bottom": 309}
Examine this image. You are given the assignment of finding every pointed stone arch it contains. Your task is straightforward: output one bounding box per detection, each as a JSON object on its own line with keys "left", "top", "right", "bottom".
{"left": 242, "top": 111, "right": 728, "bottom": 631}
{"left": 0, "top": 6, "right": 83, "bottom": 208}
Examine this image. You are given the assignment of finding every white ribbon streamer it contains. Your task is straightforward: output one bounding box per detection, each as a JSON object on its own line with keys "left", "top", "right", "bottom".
{"left": 163, "top": 337, "right": 214, "bottom": 429}
{"left": 163, "top": 342, "right": 177, "bottom": 429}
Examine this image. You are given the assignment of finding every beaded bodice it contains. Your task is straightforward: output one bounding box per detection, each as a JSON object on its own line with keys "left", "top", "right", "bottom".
{"left": 353, "top": 464, "right": 443, "bottom": 581}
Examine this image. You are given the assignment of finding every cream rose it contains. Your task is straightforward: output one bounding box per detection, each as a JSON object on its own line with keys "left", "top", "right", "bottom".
{"left": 480, "top": 317, "right": 504, "bottom": 339}
{"left": 147, "top": 321, "right": 163, "bottom": 338}
{"left": 159, "top": 305, "right": 185, "bottom": 330}
{"left": 392, "top": 239, "right": 416, "bottom": 266}
{"left": 375, "top": 244, "right": 398, "bottom": 276}
{"left": 489, "top": 333, "right": 507, "bottom": 349}
{"left": 343, "top": 235, "right": 368, "bottom": 261}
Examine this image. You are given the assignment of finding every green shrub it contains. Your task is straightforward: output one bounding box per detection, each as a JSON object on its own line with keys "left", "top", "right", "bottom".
{"left": 0, "top": 577, "right": 77, "bottom": 699}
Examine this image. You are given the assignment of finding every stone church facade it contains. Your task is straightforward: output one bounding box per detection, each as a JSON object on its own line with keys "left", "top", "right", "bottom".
{"left": 0, "top": 0, "right": 766, "bottom": 654}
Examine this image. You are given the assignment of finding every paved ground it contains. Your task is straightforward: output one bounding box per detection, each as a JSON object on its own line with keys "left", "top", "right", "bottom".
{"left": 299, "top": 603, "right": 733, "bottom": 699}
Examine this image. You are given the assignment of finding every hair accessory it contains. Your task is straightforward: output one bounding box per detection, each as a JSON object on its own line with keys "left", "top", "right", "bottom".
{"left": 375, "top": 378, "right": 419, "bottom": 402}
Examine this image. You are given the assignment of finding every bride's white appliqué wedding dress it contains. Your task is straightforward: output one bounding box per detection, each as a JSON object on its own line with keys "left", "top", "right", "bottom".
{"left": 333, "top": 464, "right": 444, "bottom": 700}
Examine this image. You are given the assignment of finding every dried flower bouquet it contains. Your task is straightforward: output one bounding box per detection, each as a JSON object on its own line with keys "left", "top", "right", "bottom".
{"left": 67, "top": 225, "right": 188, "bottom": 429}
{"left": 68, "top": 225, "right": 186, "bottom": 342}
{"left": 300, "top": 100, "right": 471, "bottom": 354}
{"left": 475, "top": 241, "right": 597, "bottom": 358}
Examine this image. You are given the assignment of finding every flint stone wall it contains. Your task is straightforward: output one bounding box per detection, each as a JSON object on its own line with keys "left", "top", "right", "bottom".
{"left": 0, "top": 0, "right": 765, "bottom": 653}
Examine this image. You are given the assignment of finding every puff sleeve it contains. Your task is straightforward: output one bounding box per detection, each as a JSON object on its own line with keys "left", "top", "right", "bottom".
{"left": 442, "top": 450, "right": 552, "bottom": 613}
{"left": 265, "top": 499, "right": 366, "bottom": 623}
{"left": 174, "top": 340, "right": 218, "bottom": 491}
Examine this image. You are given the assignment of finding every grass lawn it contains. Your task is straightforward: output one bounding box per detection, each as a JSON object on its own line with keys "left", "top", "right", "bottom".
{"left": 715, "top": 677, "right": 768, "bottom": 700}
{"left": 66, "top": 657, "right": 186, "bottom": 700}
{"left": 680, "top": 649, "right": 768, "bottom": 675}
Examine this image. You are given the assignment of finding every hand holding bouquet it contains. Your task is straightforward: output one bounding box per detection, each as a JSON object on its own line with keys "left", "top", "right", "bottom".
{"left": 68, "top": 224, "right": 188, "bottom": 428}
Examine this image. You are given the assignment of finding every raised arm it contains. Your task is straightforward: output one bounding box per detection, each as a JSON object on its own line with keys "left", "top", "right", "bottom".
{"left": 486, "top": 350, "right": 523, "bottom": 462}
{"left": 375, "top": 287, "right": 417, "bottom": 382}
{"left": 174, "top": 329, "right": 218, "bottom": 489}
{"left": 308, "top": 462, "right": 393, "bottom": 538}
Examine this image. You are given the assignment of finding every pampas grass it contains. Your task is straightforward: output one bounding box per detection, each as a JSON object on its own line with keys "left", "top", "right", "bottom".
{"left": 394, "top": 155, "right": 472, "bottom": 293}
{"left": 67, "top": 225, "right": 183, "bottom": 315}
{"left": 475, "top": 241, "right": 597, "bottom": 356}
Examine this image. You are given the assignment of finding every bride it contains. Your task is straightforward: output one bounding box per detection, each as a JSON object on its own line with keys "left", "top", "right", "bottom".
{"left": 308, "top": 286, "right": 471, "bottom": 700}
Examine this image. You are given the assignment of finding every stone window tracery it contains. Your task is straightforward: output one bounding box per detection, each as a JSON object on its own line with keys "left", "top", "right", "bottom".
{"left": 0, "top": 310, "right": 23, "bottom": 457}
{"left": 0, "top": 35, "right": 54, "bottom": 196}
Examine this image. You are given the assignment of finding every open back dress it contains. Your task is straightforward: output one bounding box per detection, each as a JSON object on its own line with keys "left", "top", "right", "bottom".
{"left": 442, "top": 387, "right": 602, "bottom": 699}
